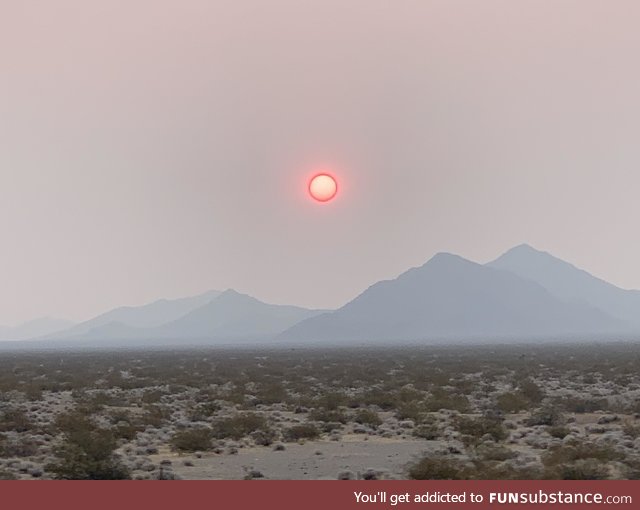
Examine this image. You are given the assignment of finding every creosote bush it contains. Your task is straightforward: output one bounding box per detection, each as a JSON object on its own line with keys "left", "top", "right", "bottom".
{"left": 211, "top": 413, "right": 269, "bottom": 440}
{"left": 0, "top": 408, "right": 34, "bottom": 433}
{"left": 408, "top": 457, "right": 470, "bottom": 480}
{"left": 171, "top": 427, "right": 214, "bottom": 452}
{"left": 454, "top": 415, "right": 508, "bottom": 446}
{"left": 353, "top": 409, "right": 382, "bottom": 428}
{"left": 283, "top": 424, "right": 320, "bottom": 442}
{"left": 46, "top": 412, "right": 130, "bottom": 480}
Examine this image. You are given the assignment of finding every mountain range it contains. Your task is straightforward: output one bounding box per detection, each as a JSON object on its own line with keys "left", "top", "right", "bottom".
{"left": 0, "top": 317, "right": 75, "bottom": 341}
{"left": 3, "top": 244, "right": 640, "bottom": 347}
{"left": 279, "top": 247, "right": 630, "bottom": 343}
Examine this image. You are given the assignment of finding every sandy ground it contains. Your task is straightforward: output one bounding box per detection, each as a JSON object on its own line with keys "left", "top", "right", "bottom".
{"left": 149, "top": 435, "right": 435, "bottom": 480}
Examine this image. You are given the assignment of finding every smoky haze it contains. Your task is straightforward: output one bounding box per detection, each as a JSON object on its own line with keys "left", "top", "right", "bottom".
{"left": 2, "top": 1, "right": 640, "bottom": 325}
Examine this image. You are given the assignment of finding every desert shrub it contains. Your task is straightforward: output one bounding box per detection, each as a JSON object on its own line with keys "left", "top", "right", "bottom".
{"left": 23, "top": 384, "right": 44, "bottom": 402}
{"left": 105, "top": 410, "right": 144, "bottom": 440}
{"left": 251, "top": 428, "right": 277, "bottom": 446}
{"left": 547, "top": 440, "right": 622, "bottom": 464}
{"left": 475, "top": 444, "right": 516, "bottom": 461}
{"left": 424, "top": 391, "right": 470, "bottom": 413}
{"left": 171, "top": 427, "right": 213, "bottom": 452}
{"left": 353, "top": 409, "right": 382, "bottom": 428}
{"left": 526, "top": 406, "right": 564, "bottom": 426}
{"left": 315, "top": 392, "right": 346, "bottom": 411}
{"left": 1, "top": 436, "right": 38, "bottom": 457}
{"left": 187, "top": 402, "right": 221, "bottom": 422}
{"left": 408, "top": 457, "right": 469, "bottom": 480}
{"left": 395, "top": 401, "right": 425, "bottom": 422}
{"left": 309, "top": 408, "right": 348, "bottom": 424}
{"left": 139, "top": 404, "right": 171, "bottom": 428}
{"left": 320, "top": 422, "right": 342, "bottom": 433}
{"left": 544, "top": 459, "right": 610, "bottom": 480}
{"left": 0, "top": 408, "right": 33, "bottom": 432}
{"left": 481, "top": 463, "right": 543, "bottom": 480}
{"left": 496, "top": 392, "right": 530, "bottom": 413}
{"left": 255, "top": 382, "right": 288, "bottom": 405}
{"left": 0, "top": 470, "right": 17, "bottom": 480}
{"left": 84, "top": 391, "right": 126, "bottom": 410}
{"left": 211, "top": 413, "right": 268, "bottom": 440}
{"left": 518, "top": 379, "right": 544, "bottom": 404}
{"left": 361, "top": 389, "right": 397, "bottom": 410}
{"left": 114, "top": 422, "right": 143, "bottom": 441}
{"left": 454, "top": 415, "right": 508, "bottom": 445}
{"left": 47, "top": 412, "right": 130, "bottom": 480}
{"left": 558, "top": 397, "right": 610, "bottom": 414}
{"left": 622, "top": 421, "right": 640, "bottom": 439}
{"left": 141, "top": 389, "right": 166, "bottom": 404}
{"left": 283, "top": 424, "right": 320, "bottom": 442}
{"left": 547, "top": 425, "right": 571, "bottom": 439}
{"left": 397, "top": 387, "right": 424, "bottom": 403}
{"left": 413, "top": 424, "right": 440, "bottom": 440}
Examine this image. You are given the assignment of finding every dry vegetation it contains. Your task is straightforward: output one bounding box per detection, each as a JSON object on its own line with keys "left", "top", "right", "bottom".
{"left": 1, "top": 343, "right": 640, "bottom": 479}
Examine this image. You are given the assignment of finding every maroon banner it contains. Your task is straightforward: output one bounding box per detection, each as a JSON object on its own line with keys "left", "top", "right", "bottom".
{"left": 0, "top": 480, "right": 638, "bottom": 510}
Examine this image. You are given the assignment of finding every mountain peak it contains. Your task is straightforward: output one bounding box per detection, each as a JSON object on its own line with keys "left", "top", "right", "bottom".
{"left": 219, "top": 288, "right": 247, "bottom": 299}
{"left": 488, "top": 244, "right": 640, "bottom": 324}
{"left": 425, "top": 252, "right": 472, "bottom": 266}
{"left": 490, "top": 244, "right": 560, "bottom": 267}
{"left": 501, "top": 243, "right": 547, "bottom": 257}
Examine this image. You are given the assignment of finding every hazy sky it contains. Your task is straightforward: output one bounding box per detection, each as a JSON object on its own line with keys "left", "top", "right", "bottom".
{"left": 2, "top": 1, "right": 640, "bottom": 324}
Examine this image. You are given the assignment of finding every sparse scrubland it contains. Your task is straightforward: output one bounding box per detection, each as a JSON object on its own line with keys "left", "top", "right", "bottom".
{"left": 1, "top": 343, "right": 640, "bottom": 479}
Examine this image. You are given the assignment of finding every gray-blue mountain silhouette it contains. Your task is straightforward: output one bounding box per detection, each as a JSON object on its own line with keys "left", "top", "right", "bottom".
{"left": 68, "top": 289, "right": 325, "bottom": 343}
{"left": 51, "top": 289, "right": 222, "bottom": 339}
{"left": 0, "top": 317, "right": 75, "bottom": 341}
{"left": 10, "top": 245, "right": 640, "bottom": 348}
{"left": 278, "top": 253, "right": 627, "bottom": 343}
{"left": 487, "top": 244, "right": 640, "bottom": 325}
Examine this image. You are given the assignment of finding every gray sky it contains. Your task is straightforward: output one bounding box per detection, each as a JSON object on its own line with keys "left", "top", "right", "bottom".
{"left": 2, "top": 0, "right": 640, "bottom": 325}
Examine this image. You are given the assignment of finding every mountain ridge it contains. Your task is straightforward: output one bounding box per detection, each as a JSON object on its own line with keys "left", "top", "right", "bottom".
{"left": 277, "top": 251, "right": 628, "bottom": 343}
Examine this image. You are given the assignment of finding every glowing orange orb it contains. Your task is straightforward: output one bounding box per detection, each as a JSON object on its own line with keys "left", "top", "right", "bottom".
{"left": 308, "top": 174, "right": 338, "bottom": 202}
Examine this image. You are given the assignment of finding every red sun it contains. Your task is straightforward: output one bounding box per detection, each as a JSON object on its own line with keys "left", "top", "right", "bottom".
{"left": 308, "top": 173, "right": 338, "bottom": 202}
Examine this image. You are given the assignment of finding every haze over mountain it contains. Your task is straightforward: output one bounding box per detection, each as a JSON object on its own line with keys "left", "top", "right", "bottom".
{"left": 278, "top": 252, "right": 628, "bottom": 344}
{"left": 51, "top": 289, "right": 222, "bottom": 339}
{"left": 150, "top": 289, "right": 325, "bottom": 341}
{"left": 488, "top": 244, "right": 640, "bottom": 326}
{"left": 46, "top": 289, "right": 326, "bottom": 345}
{"left": 6, "top": 244, "right": 640, "bottom": 348}
{"left": 0, "top": 317, "right": 75, "bottom": 341}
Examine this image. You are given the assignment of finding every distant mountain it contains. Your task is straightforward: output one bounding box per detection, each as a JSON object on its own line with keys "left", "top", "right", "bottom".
{"left": 65, "top": 289, "right": 326, "bottom": 344}
{"left": 488, "top": 244, "right": 640, "bottom": 325}
{"left": 278, "top": 253, "right": 627, "bottom": 343}
{"left": 47, "top": 289, "right": 221, "bottom": 339}
{"left": 0, "top": 317, "right": 75, "bottom": 341}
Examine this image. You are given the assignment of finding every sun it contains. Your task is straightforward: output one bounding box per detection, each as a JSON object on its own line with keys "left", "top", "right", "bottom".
{"left": 308, "top": 173, "right": 338, "bottom": 202}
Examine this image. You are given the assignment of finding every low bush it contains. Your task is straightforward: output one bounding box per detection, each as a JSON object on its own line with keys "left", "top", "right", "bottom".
{"left": 526, "top": 406, "right": 564, "bottom": 427}
{"left": 544, "top": 459, "right": 610, "bottom": 480}
{"left": 353, "top": 409, "right": 382, "bottom": 428}
{"left": 211, "top": 413, "right": 268, "bottom": 440}
{"left": 454, "top": 415, "right": 508, "bottom": 445}
{"left": 408, "top": 457, "right": 469, "bottom": 480}
{"left": 171, "top": 427, "right": 213, "bottom": 452}
{"left": 308, "top": 408, "right": 348, "bottom": 424}
{"left": 413, "top": 424, "right": 440, "bottom": 440}
{"left": 547, "top": 426, "right": 571, "bottom": 439}
{"left": 496, "top": 392, "right": 529, "bottom": 413}
{"left": 543, "top": 440, "right": 622, "bottom": 466}
{"left": 622, "top": 421, "right": 640, "bottom": 439}
{"left": 283, "top": 424, "right": 320, "bottom": 442}
{"left": 47, "top": 412, "right": 130, "bottom": 480}
{"left": 0, "top": 408, "right": 34, "bottom": 433}
{"left": 424, "top": 391, "right": 470, "bottom": 413}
